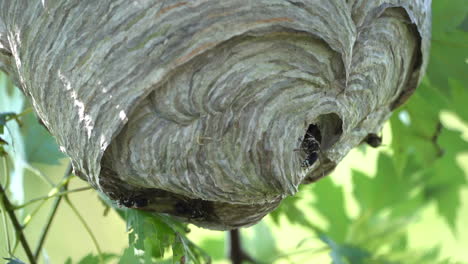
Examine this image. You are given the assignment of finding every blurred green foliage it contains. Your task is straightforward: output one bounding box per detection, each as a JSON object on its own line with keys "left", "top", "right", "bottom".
{"left": 1, "top": 1, "right": 467, "bottom": 264}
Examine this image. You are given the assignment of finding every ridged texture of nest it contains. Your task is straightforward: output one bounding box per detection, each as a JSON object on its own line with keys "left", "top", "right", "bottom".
{"left": 0, "top": 0, "right": 431, "bottom": 230}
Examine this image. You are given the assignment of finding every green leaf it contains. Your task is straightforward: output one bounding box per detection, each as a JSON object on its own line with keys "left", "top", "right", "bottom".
{"left": 76, "top": 254, "right": 100, "bottom": 264}
{"left": 21, "top": 111, "right": 64, "bottom": 164}
{"left": 171, "top": 235, "right": 185, "bottom": 264}
{"left": 389, "top": 70, "right": 468, "bottom": 231}
{"left": 415, "top": 79, "right": 450, "bottom": 115}
{"left": 125, "top": 210, "right": 209, "bottom": 263}
{"left": 449, "top": 79, "right": 468, "bottom": 122}
{"left": 0, "top": 72, "right": 27, "bottom": 202}
{"left": 389, "top": 191, "right": 425, "bottom": 219}
{"left": 0, "top": 72, "right": 25, "bottom": 147}
{"left": 428, "top": 30, "right": 468, "bottom": 94}
{"left": 3, "top": 258, "right": 26, "bottom": 264}
{"left": 390, "top": 88, "right": 444, "bottom": 176}
{"left": 270, "top": 196, "right": 312, "bottom": 228}
{"left": 371, "top": 246, "right": 455, "bottom": 264}
{"left": 75, "top": 253, "right": 116, "bottom": 264}
{"left": 0, "top": 112, "right": 17, "bottom": 134}
{"left": 176, "top": 234, "right": 211, "bottom": 264}
{"left": 244, "top": 221, "right": 279, "bottom": 260}
{"left": 438, "top": 126, "right": 468, "bottom": 156}
{"left": 429, "top": 0, "right": 468, "bottom": 96}
{"left": 270, "top": 190, "right": 314, "bottom": 229}
{"left": 143, "top": 238, "right": 154, "bottom": 264}
{"left": 319, "top": 233, "right": 371, "bottom": 264}
{"left": 389, "top": 235, "right": 408, "bottom": 252}
{"left": 0, "top": 136, "right": 7, "bottom": 156}
{"left": 1, "top": 69, "right": 63, "bottom": 165}
{"left": 118, "top": 247, "right": 141, "bottom": 264}
{"left": 347, "top": 212, "right": 416, "bottom": 254}
{"left": 424, "top": 127, "right": 468, "bottom": 231}
{"left": 312, "top": 177, "right": 350, "bottom": 242}
{"left": 199, "top": 237, "right": 225, "bottom": 261}
{"left": 126, "top": 210, "right": 175, "bottom": 259}
{"left": 352, "top": 153, "right": 409, "bottom": 213}
{"left": 434, "top": 187, "right": 460, "bottom": 233}
{"left": 432, "top": 1, "right": 468, "bottom": 36}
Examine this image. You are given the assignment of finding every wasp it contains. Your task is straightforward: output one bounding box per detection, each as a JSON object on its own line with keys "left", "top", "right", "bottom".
{"left": 118, "top": 196, "right": 149, "bottom": 208}
{"left": 363, "top": 133, "right": 382, "bottom": 148}
{"left": 295, "top": 124, "right": 322, "bottom": 168}
{"left": 174, "top": 200, "right": 205, "bottom": 219}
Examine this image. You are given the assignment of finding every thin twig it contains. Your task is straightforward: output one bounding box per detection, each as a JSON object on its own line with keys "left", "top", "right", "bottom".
{"left": 431, "top": 121, "right": 444, "bottom": 158}
{"left": 0, "top": 183, "right": 36, "bottom": 263}
{"left": 1, "top": 194, "right": 12, "bottom": 256}
{"left": 4, "top": 108, "right": 33, "bottom": 121}
{"left": 13, "top": 186, "right": 92, "bottom": 210}
{"left": 34, "top": 163, "right": 72, "bottom": 261}
{"left": 65, "top": 196, "right": 104, "bottom": 263}
{"left": 1, "top": 157, "right": 12, "bottom": 255}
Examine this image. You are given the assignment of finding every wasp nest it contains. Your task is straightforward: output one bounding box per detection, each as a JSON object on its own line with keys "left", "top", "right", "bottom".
{"left": 0, "top": 0, "right": 430, "bottom": 230}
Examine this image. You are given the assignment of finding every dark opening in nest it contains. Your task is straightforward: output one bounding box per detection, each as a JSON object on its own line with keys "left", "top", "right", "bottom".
{"left": 300, "top": 124, "right": 322, "bottom": 167}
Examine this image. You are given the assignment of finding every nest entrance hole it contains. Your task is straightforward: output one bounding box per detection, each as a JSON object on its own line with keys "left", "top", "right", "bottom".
{"left": 299, "top": 113, "right": 343, "bottom": 168}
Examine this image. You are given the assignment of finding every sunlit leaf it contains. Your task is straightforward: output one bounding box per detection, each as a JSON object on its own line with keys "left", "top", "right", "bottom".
{"left": 311, "top": 177, "right": 350, "bottom": 243}
{"left": 390, "top": 99, "right": 441, "bottom": 177}
{"left": 125, "top": 209, "right": 209, "bottom": 263}
{"left": 352, "top": 153, "right": 409, "bottom": 213}
{"left": 424, "top": 128, "right": 467, "bottom": 231}
{"left": 449, "top": 79, "right": 468, "bottom": 122}
{"left": 244, "top": 222, "right": 279, "bottom": 260}
{"left": 199, "top": 237, "right": 225, "bottom": 261}
{"left": 348, "top": 213, "right": 415, "bottom": 254}
{"left": 270, "top": 193, "right": 313, "bottom": 229}
{"left": 319, "top": 233, "right": 370, "bottom": 264}
{"left": 389, "top": 235, "right": 408, "bottom": 252}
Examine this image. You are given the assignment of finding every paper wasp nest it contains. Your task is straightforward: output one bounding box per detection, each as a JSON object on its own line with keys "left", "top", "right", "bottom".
{"left": 0, "top": 0, "right": 430, "bottom": 230}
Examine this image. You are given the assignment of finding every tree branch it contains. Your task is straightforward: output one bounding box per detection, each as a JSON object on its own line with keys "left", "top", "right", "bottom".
{"left": 13, "top": 186, "right": 92, "bottom": 210}
{"left": 34, "top": 163, "right": 72, "bottom": 261}
{"left": 0, "top": 182, "right": 36, "bottom": 264}
{"left": 229, "top": 229, "right": 257, "bottom": 264}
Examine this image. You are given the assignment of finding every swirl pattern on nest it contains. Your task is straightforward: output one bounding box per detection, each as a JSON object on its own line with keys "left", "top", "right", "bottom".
{"left": 103, "top": 31, "right": 345, "bottom": 204}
